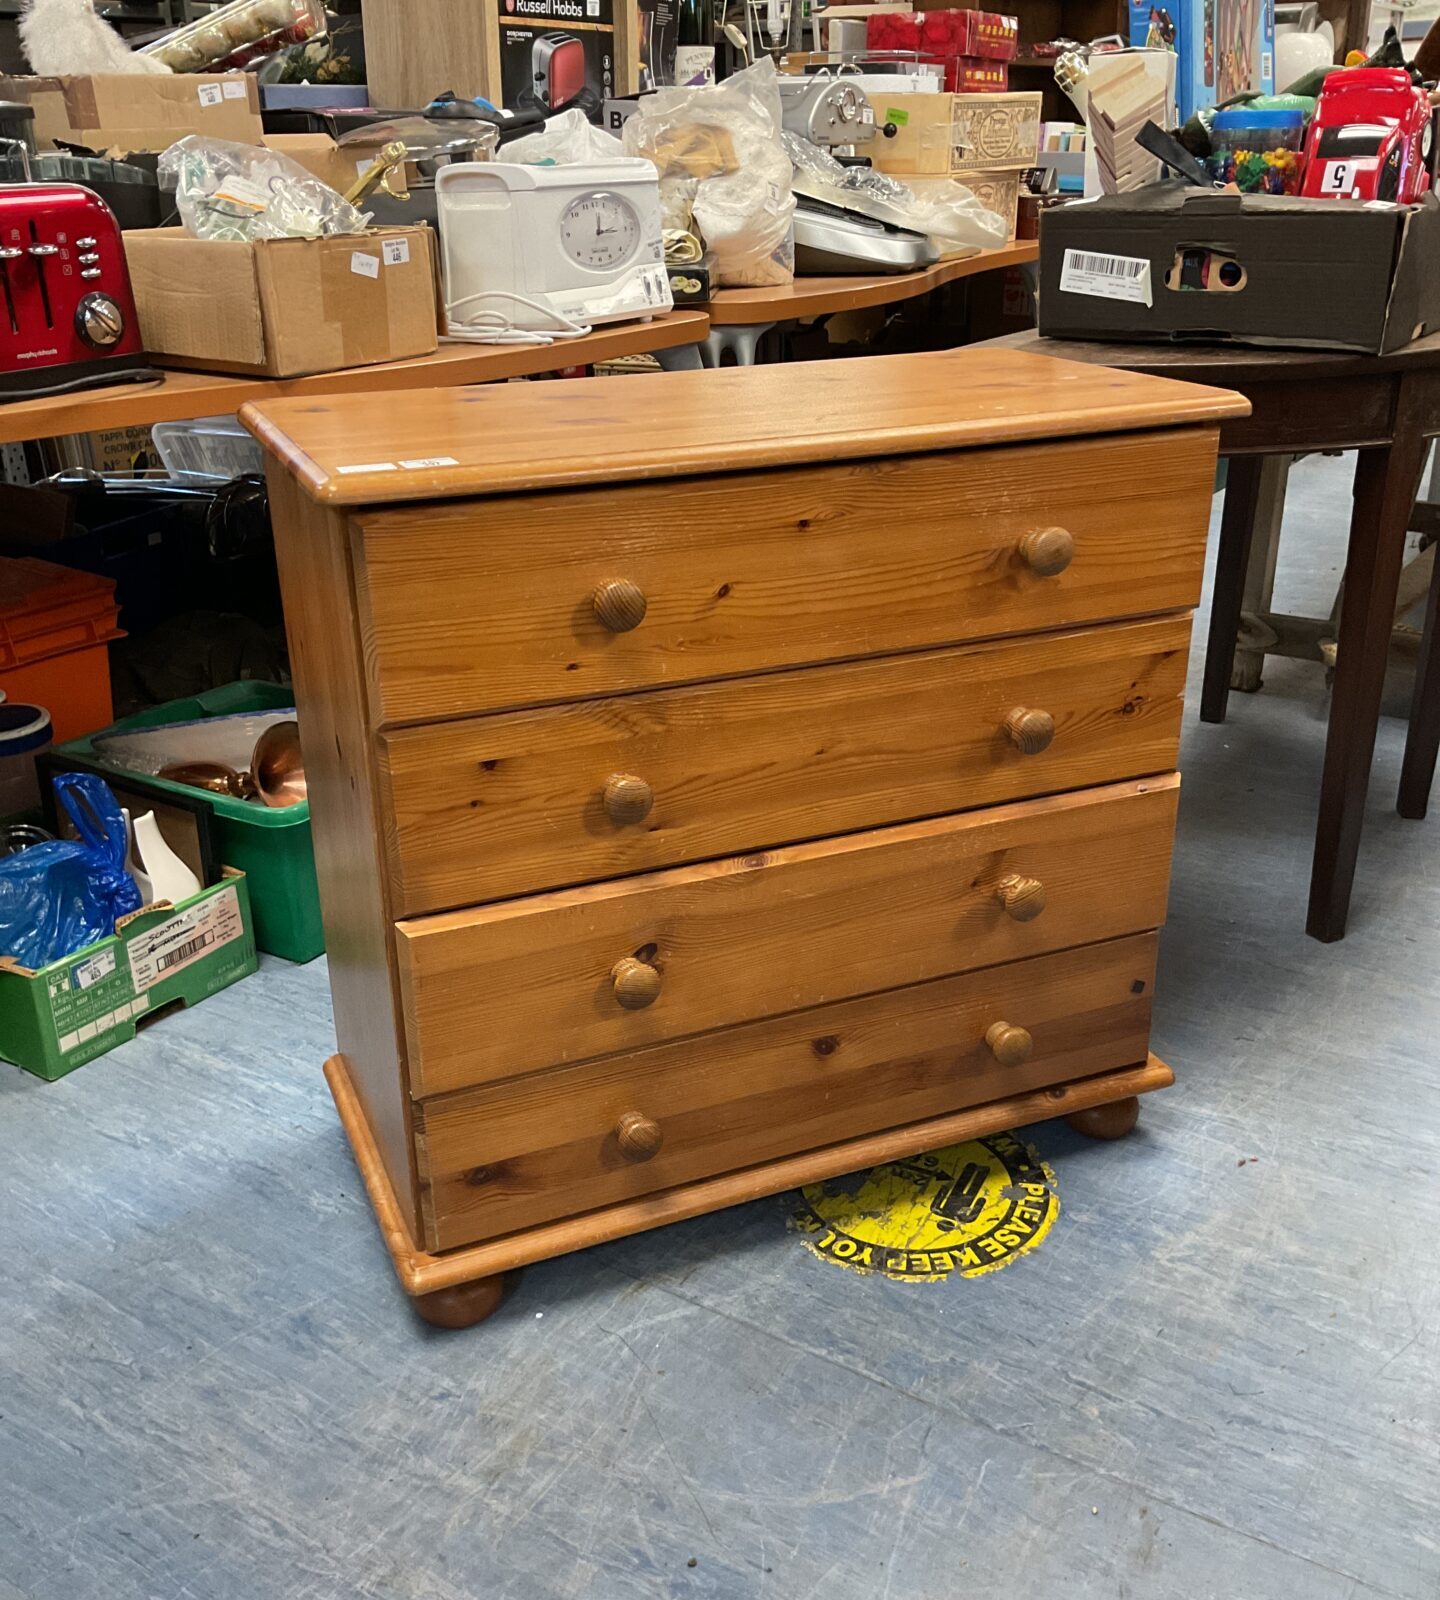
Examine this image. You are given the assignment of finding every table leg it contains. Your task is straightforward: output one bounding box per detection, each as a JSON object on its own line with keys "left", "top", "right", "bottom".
{"left": 699, "top": 323, "right": 777, "bottom": 367}
{"left": 1201, "top": 454, "right": 1265, "bottom": 724}
{"left": 1232, "top": 454, "right": 1290, "bottom": 693}
{"left": 1398, "top": 531, "right": 1440, "bottom": 819}
{"left": 1307, "top": 397, "right": 1429, "bottom": 941}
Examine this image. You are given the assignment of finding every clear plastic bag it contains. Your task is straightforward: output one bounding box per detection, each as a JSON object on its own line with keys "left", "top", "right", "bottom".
{"left": 504, "top": 109, "right": 626, "bottom": 165}
{"left": 623, "top": 56, "right": 795, "bottom": 287}
{"left": 0, "top": 773, "right": 142, "bottom": 970}
{"left": 159, "top": 135, "right": 371, "bottom": 241}
{"left": 784, "top": 131, "right": 1007, "bottom": 254}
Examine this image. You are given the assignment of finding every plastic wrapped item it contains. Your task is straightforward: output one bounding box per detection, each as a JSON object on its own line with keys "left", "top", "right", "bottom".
{"left": 503, "top": 108, "right": 624, "bottom": 165}
{"left": 785, "top": 133, "right": 1007, "bottom": 253}
{"left": 159, "top": 135, "right": 371, "bottom": 240}
{"left": 142, "top": 0, "right": 325, "bottom": 73}
{"left": 623, "top": 56, "right": 795, "bottom": 288}
{"left": 0, "top": 773, "right": 142, "bottom": 970}
{"left": 151, "top": 416, "right": 265, "bottom": 484}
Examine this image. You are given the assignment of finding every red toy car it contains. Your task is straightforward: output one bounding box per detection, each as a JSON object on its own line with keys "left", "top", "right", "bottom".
{"left": 1300, "top": 67, "right": 1437, "bottom": 202}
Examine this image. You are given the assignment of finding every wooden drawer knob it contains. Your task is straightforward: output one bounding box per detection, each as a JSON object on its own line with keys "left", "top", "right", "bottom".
{"left": 593, "top": 579, "right": 647, "bottom": 633}
{"left": 616, "top": 1110, "right": 663, "bottom": 1162}
{"left": 1004, "top": 706, "right": 1055, "bottom": 755}
{"left": 604, "top": 773, "right": 654, "bottom": 825}
{"left": 1018, "top": 526, "right": 1075, "bottom": 577}
{"left": 995, "top": 873, "right": 1046, "bottom": 922}
{"left": 612, "top": 956, "right": 662, "bottom": 1010}
{"left": 985, "top": 1021, "right": 1033, "bottom": 1067}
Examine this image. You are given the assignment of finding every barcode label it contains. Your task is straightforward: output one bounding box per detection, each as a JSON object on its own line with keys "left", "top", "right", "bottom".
{"left": 1059, "top": 247, "right": 1153, "bottom": 307}
{"left": 156, "top": 933, "right": 212, "bottom": 973}
{"left": 128, "top": 885, "right": 244, "bottom": 993}
{"left": 1262, "top": 50, "right": 1273, "bottom": 82}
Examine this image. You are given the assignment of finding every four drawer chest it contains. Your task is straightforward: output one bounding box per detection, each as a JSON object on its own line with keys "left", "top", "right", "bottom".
{"left": 244, "top": 347, "right": 1247, "bottom": 1328}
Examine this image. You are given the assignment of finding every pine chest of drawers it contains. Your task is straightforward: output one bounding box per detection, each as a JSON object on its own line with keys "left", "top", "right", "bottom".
{"left": 244, "top": 348, "right": 1246, "bottom": 1328}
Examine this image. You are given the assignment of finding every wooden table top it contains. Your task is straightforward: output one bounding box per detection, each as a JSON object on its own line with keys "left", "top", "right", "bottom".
{"left": 0, "top": 310, "right": 711, "bottom": 447}
{"left": 706, "top": 241, "right": 1039, "bottom": 325}
{"left": 242, "top": 344, "right": 1249, "bottom": 507}
{"left": 987, "top": 327, "right": 1440, "bottom": 384}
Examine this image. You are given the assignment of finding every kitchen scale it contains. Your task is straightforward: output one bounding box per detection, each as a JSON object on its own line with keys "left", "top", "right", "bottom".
{"left": 435, "top": 159, "right": 672, "bottom": 344}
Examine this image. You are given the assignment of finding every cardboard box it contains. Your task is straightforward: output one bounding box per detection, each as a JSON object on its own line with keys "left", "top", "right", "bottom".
{"left": 867, "top": 90, "right": 1041, "bottom": 175}
{"left": 1038, "top": 186, "right": 1440, "bottom": 355}
{"left": 122, "top": 226, "right": 438, "bottom": 378}
{"left": 0, "top": 73, "right": 262, "bottom": 153}
{"left": 261, "top": 133, "right": 362, "bottom": 197}
{"left": 1154, "top": 0, "right": 1273, "bottom": 122}
{"left": 0, "top": 870, "right": 257, "bottom": 1081}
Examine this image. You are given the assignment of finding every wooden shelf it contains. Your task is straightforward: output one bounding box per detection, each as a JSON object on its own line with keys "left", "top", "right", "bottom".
{"left": 0, "top": 310, "right": 711, "bottom": 447}
{"left": 706, "top": 241, "right": 1039, "bottom": 326}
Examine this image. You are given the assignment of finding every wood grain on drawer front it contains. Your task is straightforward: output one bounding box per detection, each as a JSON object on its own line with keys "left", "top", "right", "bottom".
{"left": 353, "top": 428, "right": 1216, "bottom": 726}
{"left": 413, "top": 933, "right": 1158, "bottom": 1251}
{"left": 379, "top": 614, "right": 1189, "bottom": 917}
{"left": 398, "top": 776, "right": 1178, "bottom": 1097}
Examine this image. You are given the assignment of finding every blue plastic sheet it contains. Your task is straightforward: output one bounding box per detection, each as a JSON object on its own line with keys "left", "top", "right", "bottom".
{"left": 0, "top": 773, "right": 143, "bottom": 970}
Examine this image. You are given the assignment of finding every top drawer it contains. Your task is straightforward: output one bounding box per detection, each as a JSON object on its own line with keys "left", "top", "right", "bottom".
{"left": 352, "top": 427, "right": 1217, "bottom": 726}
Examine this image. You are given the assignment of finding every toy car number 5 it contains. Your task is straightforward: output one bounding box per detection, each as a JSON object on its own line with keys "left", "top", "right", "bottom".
{"left": 1319, "top": 160, "right": 1355, "bottom": 195}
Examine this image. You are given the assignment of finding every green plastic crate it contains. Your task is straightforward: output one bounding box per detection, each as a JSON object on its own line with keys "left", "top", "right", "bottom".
{"left": 58, "top": 682, "right": 324, "bottom": 963}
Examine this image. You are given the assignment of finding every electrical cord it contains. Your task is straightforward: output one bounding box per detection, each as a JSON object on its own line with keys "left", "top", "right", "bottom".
{"left": 445, "top": 287, "right": 595, "bottom": 346}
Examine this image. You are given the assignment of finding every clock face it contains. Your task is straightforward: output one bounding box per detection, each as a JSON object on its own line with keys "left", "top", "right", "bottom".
{"left": 559, "top": 191, "right": 642, "bottom": 271}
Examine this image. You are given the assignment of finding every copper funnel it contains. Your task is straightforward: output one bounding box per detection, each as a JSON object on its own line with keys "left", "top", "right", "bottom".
{"left": 251, "top": 720, "right": 306, "bottom": 808}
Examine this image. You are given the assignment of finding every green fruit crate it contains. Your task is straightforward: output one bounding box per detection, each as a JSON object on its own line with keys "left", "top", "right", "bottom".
{"left": 58, "top": 682, "right": 323, "bottom": 963}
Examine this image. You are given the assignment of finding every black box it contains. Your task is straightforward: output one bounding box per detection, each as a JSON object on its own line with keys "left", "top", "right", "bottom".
{"left": 1038, "top": 184, "right": 1440, "bottom": 354}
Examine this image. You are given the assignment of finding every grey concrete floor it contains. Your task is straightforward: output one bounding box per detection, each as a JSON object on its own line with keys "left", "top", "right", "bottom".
{"left": 3, "top": 453, "right": 1438, "bottom": 1600}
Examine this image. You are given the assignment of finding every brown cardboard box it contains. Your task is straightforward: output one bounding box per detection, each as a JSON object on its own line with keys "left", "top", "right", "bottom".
{"left": 122, "top": 227, "right": 438, "bottom": 378}
{"left": 0, "top": 73, "right": 263, "bottom": 153}
{"left": 261, "top": 134, "right": 363, "bottom": 197}
{"left": 867, "top": 91, "right": 1042, "bottom": 176}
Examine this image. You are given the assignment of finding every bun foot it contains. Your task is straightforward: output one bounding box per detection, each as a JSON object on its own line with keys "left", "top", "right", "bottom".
{"left": 412, "top": 1273, "right": 511, "bottom": 1329}
{"left": 1066, "top": 1096, "right": 1141, "bottom": 1141}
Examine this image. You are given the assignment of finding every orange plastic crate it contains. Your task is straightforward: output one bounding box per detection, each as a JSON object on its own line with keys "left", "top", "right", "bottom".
{"left": 0, "top": 558, "right": 124, "bottom": 742}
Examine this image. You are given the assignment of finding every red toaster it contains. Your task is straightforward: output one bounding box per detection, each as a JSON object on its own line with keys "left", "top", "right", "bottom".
{"left": 532, "top": 32, "right": 588, "bottom": 111}
{"left": 0, "top": 180, "right": 151, "bottom": 403}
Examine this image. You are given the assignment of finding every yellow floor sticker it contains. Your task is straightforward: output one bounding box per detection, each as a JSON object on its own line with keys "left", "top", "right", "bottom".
{"left": 790, "top": 1132, "right": 1060, "bottom": 1282}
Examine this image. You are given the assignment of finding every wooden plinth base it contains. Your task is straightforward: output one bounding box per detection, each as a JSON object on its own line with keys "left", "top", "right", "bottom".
{"left": 325, "top": 1053, "right": 1174, "bottom": 1324}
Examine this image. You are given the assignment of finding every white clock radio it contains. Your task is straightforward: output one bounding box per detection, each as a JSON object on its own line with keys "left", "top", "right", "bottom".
{"left": 434, "top": 159, "right": 673, "bottom": 345}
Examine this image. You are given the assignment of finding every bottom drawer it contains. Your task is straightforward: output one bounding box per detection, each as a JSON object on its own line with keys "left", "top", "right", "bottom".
{"left": 414, "top": 932, "right": 1158, "bottom": 1251}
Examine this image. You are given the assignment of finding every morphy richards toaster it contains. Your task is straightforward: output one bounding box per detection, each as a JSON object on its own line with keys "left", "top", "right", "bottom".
{"left": 0, "top": 174, "right": 151, "bottom": 402}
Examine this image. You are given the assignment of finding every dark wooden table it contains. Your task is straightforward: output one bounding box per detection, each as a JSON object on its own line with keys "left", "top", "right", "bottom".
{"left": 987, "top": 330, "right": 1440, "bottom": 942}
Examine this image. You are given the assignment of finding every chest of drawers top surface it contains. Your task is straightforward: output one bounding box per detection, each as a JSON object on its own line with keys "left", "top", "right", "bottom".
{"left": 240, "top": 346, "right": 1248, "bottom": 508}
